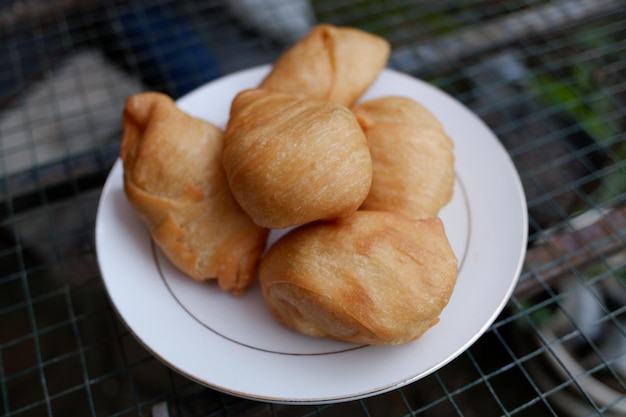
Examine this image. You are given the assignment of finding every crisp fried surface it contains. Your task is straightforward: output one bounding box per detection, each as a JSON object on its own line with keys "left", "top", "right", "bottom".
{"left": 223, "top": 88, "right": 373, "bottom": 229}
{"left": 120, "top": 92, "right": 268, "bottom": 295}
{"left": 353, "top": 96, "right": 455, "bottom": 220}
{"left": 259, "top": 24, "right": 390, "bottom": 107}
{"left": 259, "top": 211, "right": 458, "bottom": 345}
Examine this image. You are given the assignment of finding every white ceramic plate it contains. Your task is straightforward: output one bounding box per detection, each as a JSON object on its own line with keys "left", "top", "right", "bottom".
{"left": 96, "top": 66, "right": 528, "bottom": 404}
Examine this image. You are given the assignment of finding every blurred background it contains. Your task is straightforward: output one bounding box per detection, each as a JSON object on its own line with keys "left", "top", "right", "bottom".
{"left": 0, "top": 0, "right": 624, "bottom": 416}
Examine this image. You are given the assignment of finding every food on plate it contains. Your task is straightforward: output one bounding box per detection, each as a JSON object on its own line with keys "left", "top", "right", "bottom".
{"left": 120, "top": 92, "right": 269, "bottom": 295}
{"left": 223, "top": 88, "right": 373, "bottom": 229}
{"left": 117, "top": 24, "right": 460, "bottom": 343}
{"left": 352, "top": 96, "right": 455, "bottom": 219}
{"left": 259, "top": 211, "right": 458, "bottom": 345}
{"left": 259, "top": 23, "right": 390, "bottom": 107}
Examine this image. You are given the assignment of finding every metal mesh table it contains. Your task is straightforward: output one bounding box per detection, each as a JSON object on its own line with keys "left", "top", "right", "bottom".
{"left": 1, "top": 0, "right": 624, "bottom": 415}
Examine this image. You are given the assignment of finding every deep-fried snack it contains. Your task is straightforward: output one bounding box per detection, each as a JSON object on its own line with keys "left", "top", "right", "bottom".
{"left": 120, "top": 92, "right": 269, "bottom": 295}
{"left": 259, "top": 211, "right": 458, "bottom": 345}
{"left": 259, "top": 24, "right": 390, "bottom": 107}
{"left": 223, "top": 88, "right": 372, "bottom": 229}
{"left": 352, "top": 96, "right": 455, "bottom": 219}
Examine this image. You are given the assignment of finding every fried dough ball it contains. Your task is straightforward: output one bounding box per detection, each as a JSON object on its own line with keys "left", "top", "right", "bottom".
{"left": 352, "top": 96, "right": 455, "bottom": 219}
{"left": 260, "top": 24, "right": 390, "bottom": 107}
{"left": 120, "top": 92, "right": 269, "bottom": 295}
{"left": 223, "top": 88, "right": 373, "bottom": 229}
{"left": 259, "top": 211, "right": 458, "bottom": 345}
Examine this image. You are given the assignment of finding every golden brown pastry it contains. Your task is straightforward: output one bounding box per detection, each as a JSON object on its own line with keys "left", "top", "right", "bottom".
{"left": 120, "top": 92, "right": 269, "bottom": 295}
{"left": 223, "top": 88, "right": 373, "bottom": 229}
{"left": 259, "top": 211, "right": 458, "bottom": 345}
{"left": 352, "top": 96, "right": 455, "bottom": 219}
{"left": 259, "top": 24, "right": 390, "bottom": 107}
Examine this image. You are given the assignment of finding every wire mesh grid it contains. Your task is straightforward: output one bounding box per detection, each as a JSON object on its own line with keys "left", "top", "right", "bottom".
{"left": 0, "top": 0, "right": 625, "bottom": 416}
